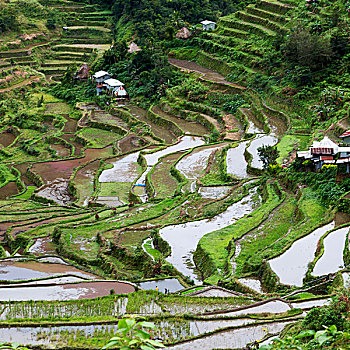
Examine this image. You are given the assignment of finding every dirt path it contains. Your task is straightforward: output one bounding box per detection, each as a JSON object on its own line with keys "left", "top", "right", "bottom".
{"left": 168, "top": 58, "right": 245, "bottom": 90}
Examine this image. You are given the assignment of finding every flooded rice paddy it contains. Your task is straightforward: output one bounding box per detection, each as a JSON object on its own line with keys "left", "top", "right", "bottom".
{"left": 168, "top": 321, "right": 294, "bottom": 349}
{"left": 0, "top": 281, "right": 135, "bottom": 301}
{"left": 0, "top": 261, "right": 98, "bottom": 281}
{"left": 198, "top": 186, "right": 232, "bottom": 199}
{"left": 238, "top": 278, "right": 264, "bottom": 294}
{"left": 269, "top": 222, "right": 335, "bottom": 286}
{"left": 160, "top": 187, "right": 260, "bottom": 282}
{"left": 312, "top": 226, "right": 350, "bottom": 276}
{"left": 290, "top": 298, "right": 331, "bottom": 310}
{"left": 203, "top": 299, "right": 291, "bottom": 318}
{"left": 226, "top": 142, "right": 249, "bottom": 178}
{"left": 136, "top": 278, "right": 184, "bottom": 293}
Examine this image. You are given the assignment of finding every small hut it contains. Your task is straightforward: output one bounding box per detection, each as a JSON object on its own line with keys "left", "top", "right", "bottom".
{"left": 128, "top": 42, "right": 141, "bottom": 54}
{"left": 76, "top": 63, "right": 91, "bottom": 80}
{"left": 175, "top": 27, "right": 192, "bottom": 39}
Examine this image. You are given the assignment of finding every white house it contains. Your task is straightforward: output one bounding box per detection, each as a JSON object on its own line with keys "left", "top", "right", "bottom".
{"left": 104, "top": 78, "right": 124, "bottom": 91}
{"left": 93, "top": 71, "right": 110, "bottom": 84}
{"left": 113, "top": 85, "right": 128, "bottom": 97}
{"left": 297, "top": 136, "right": 350, "bottom": 171}
{"left": 93, "top": 71, "right": 111, "bottom": 95}
{"left": 201, "top": 20, "right": 216, "bottom": 31}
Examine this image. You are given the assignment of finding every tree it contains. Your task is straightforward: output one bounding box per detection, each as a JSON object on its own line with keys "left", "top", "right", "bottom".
{"left": 258, "top": 145, "right": 279, "bottom": 169}
{"left": 283, "top": 27, "right": 333, "bottom": 71}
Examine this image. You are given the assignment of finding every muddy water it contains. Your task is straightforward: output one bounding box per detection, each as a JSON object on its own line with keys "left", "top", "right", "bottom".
{"left": 269, "top": 222, "right": 335, "bottom": 286}
{"left": 0, "top": 132, "right": 15, "bottom": 147}
{"left": 152, "top": 106, "right": 208, "bottom": 135}
{"left": 176, "top": 144, "right": 220, "bottom": 191}
{"left": 128, "top": 105, "right": 176, "bottom": 144}
{"left": 226, "top": 142, "right": 250, "bottom": 178}
{"left": 312, "top": 226, "right": 350, "bottom": 276}
{"left": 168, "top": 321, "right": 294, "bottom": 350}
{"left": 0, "top": 182, "right": 18, "bottom": 199}
{"left": 192, "top": 288, "right": 239, "bottom": 297}
{"left": 36, "top": 178, "right": 73, "bottom": 205}
{"left": 160, "top": 187, "right": 260, "bottom": 282}
{"left": 238, "top": 278, "right": 263, "bottom": 293}
{"left": 247, "top": 134, "right": 278, "bottom": 169}
{"left": 265, "top": 112, "right": 288, "bottom": 139}
{"left": 28, "top": 237, "right": 57, "bottom": 256}
{"left": 13, "top": 276, "right": 87, "bottom": 285}
{"left": 99, "top": 152, "right": 140, "bottom": 183}
{"left": 0, "top": 261, "right": 97, "bottom": 281}
{"left": 137, "top": 278, "right": 184, "bottom": 293}
{"left": 198, "top": 186, "right": 232, "bottom": 199}
{"left": 0, "top": 281, "right": 135, "bottom": 301}
{"left": 33, "top": 147, "right": 112, "bottom": 205}
{"left": 291, "top": 298, "right": 331, "bottom": 310}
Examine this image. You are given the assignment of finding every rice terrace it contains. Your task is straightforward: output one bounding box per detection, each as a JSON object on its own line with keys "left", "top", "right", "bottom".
{"left": 1, "top": 0, "right": 350, "bottom": 348}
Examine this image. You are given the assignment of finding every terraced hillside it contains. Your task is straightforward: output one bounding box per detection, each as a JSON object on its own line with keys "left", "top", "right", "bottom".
{"left": 0, "top": 0, "right": 112, "bottom": 82}
{"left": 1, "top": 0, "right": 350, "bottom": 348}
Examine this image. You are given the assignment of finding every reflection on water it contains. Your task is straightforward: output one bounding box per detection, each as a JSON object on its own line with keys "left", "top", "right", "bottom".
{"left": 269, "top": 222, "right": 335, "bottom": 286}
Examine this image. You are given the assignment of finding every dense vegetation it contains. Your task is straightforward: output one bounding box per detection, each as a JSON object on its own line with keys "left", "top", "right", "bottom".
{"left": 2, "top": 0, "right": 350, "bottom": 348}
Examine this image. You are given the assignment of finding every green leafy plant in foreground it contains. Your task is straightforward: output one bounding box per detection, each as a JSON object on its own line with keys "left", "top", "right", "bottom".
{"left": 259, "top": 325, "right": 350, "bottom": 349}
{"left": 102, "top": 318, "right": 165, "bottom": 350}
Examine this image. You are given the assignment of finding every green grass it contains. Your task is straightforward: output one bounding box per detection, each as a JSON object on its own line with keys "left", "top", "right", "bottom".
{"left": 0, "top": 164, "right": 17, "bottom": 186}
{"left": 287, "top": 292, "right": 315, "bottom": 300}
{"left": 150, "top": 152, "right": 182, "bottom": 199}
{"left": 236, "top": 194, "right": 297, "bottom": 274}
{"left": 143, "top": 239, "right": 162, "bottom": 259}
{"left": 32, "top": 93, "right": 61, "bottom": 103}
{"left": 277, "top": 134, "right": 310, "bottom": 164}
{"left": 99, "top": 182, "right": 131, "bottom": 203}
{"left": 238, "top": 187, "right": 328, "bottom": 275}
{"left": 79, "top": 128, "right": 124, "bottom": 148}
{"left": 197, "top": 182, "right": 282, "bottom": 282}
{"left": 11, "top": 186, "right": 36, "bottom": 199}
{"left": 180, "top": 286, "right": 206, "bottom": 295}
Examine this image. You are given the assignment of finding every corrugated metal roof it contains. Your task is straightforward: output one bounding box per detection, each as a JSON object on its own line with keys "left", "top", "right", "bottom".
{"left": 340, "top": 131, "right": 350, "bottom": 138}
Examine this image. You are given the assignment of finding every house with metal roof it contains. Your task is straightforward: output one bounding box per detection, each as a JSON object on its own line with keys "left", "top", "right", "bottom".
{"left": 297, "top": 136, "right": 350, "bottom": 170}
{"left": 93, "top": 71, "right": 111, "bottom": 95}
{"left": 201, "top": 20, "right": 216, "bottom": 31}
{"left": 340, "top": 130, "right": 350, "bottom": 145}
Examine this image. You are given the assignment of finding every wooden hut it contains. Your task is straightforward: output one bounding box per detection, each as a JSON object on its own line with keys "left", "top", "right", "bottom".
{"left": 175, "top": 27, "right": 192, "bottom": 39}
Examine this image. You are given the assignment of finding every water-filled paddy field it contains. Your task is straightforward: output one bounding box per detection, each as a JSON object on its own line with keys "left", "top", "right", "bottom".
{"left": 0, "top": 52, "right": 344, "bottom": 350}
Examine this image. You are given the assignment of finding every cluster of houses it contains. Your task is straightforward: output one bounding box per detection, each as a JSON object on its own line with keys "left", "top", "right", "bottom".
{"left": 297, "top": 135, "right": 350, "bottom": 172}
{"left": 92, "top": 71, "right": 128, "bottom": 98}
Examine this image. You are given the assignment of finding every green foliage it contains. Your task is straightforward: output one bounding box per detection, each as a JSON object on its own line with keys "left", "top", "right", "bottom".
{"left": 0, "top": 3, "right": 18, "bottom": 33}
{"left": 260, "top": 325, "right": 350, "bottom": 349}
{"left": 258, "top": 145, "right": 279, "bottom": 169}
{"left": 102, "top": 318, "right": 165, "bottom": 350}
